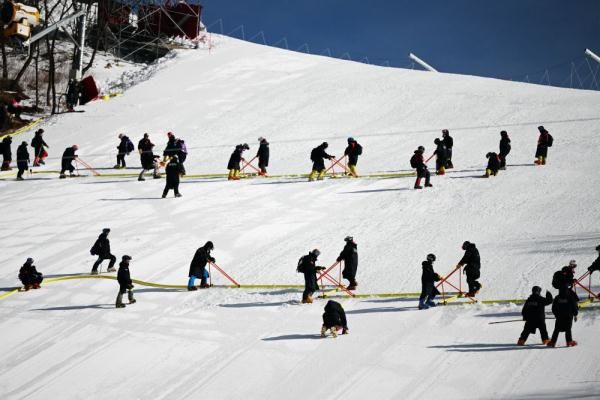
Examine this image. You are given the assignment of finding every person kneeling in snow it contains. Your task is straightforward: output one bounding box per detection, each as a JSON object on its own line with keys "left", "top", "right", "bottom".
{"left": 484, "top": 152, "right": 500, "bottom": 178}
{"left": 419, "top": 253, "right": 441, "bottom": 310}
{"left": 19, "top": 258, "right": 43, "bottom": 290}
{"left": 321, "top": 300, "right": 348, "bottom": 338}
{"left": 116, "top": 255, "right": 136, "bottom": 308}
{"left": 188, "top": 241, "right": 215, "bottom": 290}
{"left": 517, "top": 286, "right": 553, "bottom": 345}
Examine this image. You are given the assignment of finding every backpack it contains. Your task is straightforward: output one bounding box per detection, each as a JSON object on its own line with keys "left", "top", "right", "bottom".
{"left": 297, "top": 255, "right": 308, "bottom": 273}
{"left": 355, "top": 143, "right": 363, "bottom": 155}
{"left": 410, "top": 154, "right": 418, "bottom": 168}
{"left": 546, "top": 134, "right": 553, "bottom": 147}
{"left": 126, "top": 139, "right": 135, "bottom": 153}
{"left": 551, "top": 271, "right": 562, "bottom": 290}
{"left": 90, "top": 241, "right": 99, "bottom": 256}
{"left": 310, "top": 148, "right": 318, "bottom": 162}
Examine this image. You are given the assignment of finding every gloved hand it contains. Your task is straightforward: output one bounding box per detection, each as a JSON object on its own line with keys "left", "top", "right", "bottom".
{"left": 209, "top": 257, "right": 216, "bottom": 263}
{"left": 128, "top": 284, "right": 134, "bottom": 289}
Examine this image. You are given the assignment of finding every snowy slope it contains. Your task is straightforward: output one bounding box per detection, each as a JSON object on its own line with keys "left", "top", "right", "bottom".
{"left": 1, "top": 35, "right": 600, "bottom": 400}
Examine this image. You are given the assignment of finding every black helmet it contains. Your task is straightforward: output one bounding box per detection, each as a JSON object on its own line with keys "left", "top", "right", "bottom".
{"left": 596, "top": 244, "right": 600, "bottom": 252}
{"left": 434, "top": 138, "right": 440, "bottom": 144}
{"left": 242, "top": 143, "right": 249, "bottom": 150}
{"left": 102, "top": 228, "right": 111, "bottom": 234}
{"left": 347, "top": 137, "right": 354, "bottom": 143}
{"left": 462, "top": 241, "right": 470, "bottom": 250}
{"left": 311, "top": 248, "right": 321, "bottom": 257}
{"left": 486, "top": 152, "right": 492, "bottom": 158}
{"left": 426, "top": 253, "right": 436, "bottom": 262}
{"left": 500, "top": 130, "right": 507, "bottom": 136}
{"left": 26, "top": 257, "right": 34, "bottom": 264}
{"left": 532, "top": 286, "right": 542, "bottom": 295}
{"left": 417, "top": 146, "right": 425, "bottom": 152}
{"left": 321, "top": 142, "right": 328, "bottom": 149}
{"left": 122, "top": 255, "right": 132, "bottom": 261}
{"left": 205, "top": 241, "right": 214, "bottom": 250}
{"left": 35, "top": 129, "right": 44, "bottom": 135}
{"left": 344, "top": 236, "right": 353, "bottom": 242}
{"left": 442, "top": 129, "right": 449, "bottom": 135}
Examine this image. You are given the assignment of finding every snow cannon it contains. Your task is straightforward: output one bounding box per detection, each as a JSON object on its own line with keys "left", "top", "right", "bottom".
{"left": 1, "top": 1, "right": 40, "bottom": 39}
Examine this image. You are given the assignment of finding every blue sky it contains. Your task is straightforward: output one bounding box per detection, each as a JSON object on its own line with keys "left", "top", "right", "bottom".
{"left": 198, "top": 0, "right": 600, "bottom": 88}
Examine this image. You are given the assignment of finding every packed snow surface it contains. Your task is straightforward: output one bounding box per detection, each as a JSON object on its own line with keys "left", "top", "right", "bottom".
{"left": 1, "top": 36, "right": 600, "bottom": 399}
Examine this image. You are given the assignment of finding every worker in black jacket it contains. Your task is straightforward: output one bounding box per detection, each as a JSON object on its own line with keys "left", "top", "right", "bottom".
{"left": 114, "top": 133, "right": 132, "bottom": 169}
{"left": 257, "top": 137, "right": 269, "bottom": 176}
{"left": 457, "top": 241, "right": 481, "bottom": 297}
{"left": 410, "top": 146, "right": 432, "bottom": 189}
{"left": 31, "top": 129, "right": 49, "bottom": 166}
{"left": 337, "top": 236, "right": 358, "bottom": 290}
{"left": 162, "top": 154, "right": 184, "bottom": 198}
{"left": 547, "top": 290, "right": 579, "bottom": 347}
{"left": 419, "top": 254, "right": 441, "bottom": 310}
{"left": 1, "top": 135, "right": 12, "bottom": 171}
{"left": 321, "top": 300, "right": 349, "bottom": 338}
{"left": 138, "top": 133, "right": 159, "bottom": 181}
{"left": 227, "top": 143, "right": 249, "bottom": 180}
{"left": 163, "top": 132, "right": 181, "bottom": 161}
{"left": 308, "top": 142, "right": 334, "bottom": 181}
{"left": 433, "top": 138, "right": 447, "bottom": 175}
{"left": 59, "top": 145, "right": 78, "bottom": 178}
{"left": 18, "top": 258, "right": 43, "bottom": 290}
{"left": 16, "top": 141, "right": 29, "bottom": 180}
{"left": 188, "top": 241, "right": 215, "bottom": 290}
{"left": 518, "top": 286, "right": 553, "bottom": 345}
{"left": 90, "top": 228, "right": 117, "bottom": 274}
{"left": 442, "top": 129, "right": 454, "bottom": 169}
{"left": 588, "top": 245, "right": 600, "bottom": 274}
{"left": 484, "top": 152, "right": 500, "bottom": 177}
{"left": 534, "top": 125, "right": 551, "bottom": 165}
{"left": 344, "top": 137, "right": 362, "bottom": 177}
{"left": 551, "top": 260, "right": 579, "bottom": 302}
{"left": 499, "top": 130, "right": 511, "bottom": 170}
{"left": 116, "top": 255, "right": 136, "bottom": 308}
{"left": 299, "top": 249, "right": 325, "bottom": 303}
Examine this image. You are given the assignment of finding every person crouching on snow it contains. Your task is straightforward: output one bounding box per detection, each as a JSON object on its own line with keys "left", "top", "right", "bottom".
{"left": 321, "top": 300, "right": 349, "bottom": 338}
{"left": 19, "top": 258, "right": 43, "bottom": 290}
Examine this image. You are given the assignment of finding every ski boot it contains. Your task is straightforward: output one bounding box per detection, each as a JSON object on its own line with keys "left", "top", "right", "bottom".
{"left": 59, "top": 173, "right": 66, "bottom": 179}
{"left": 425, "top": 183, "right": 433, "bottom": 187}
{"left": 426, "top": 299, "right": 437, "bottom": 307}
{"left": 187, "top": 286, "right": 198, "bottom": 291}
{"left": 418, "top": 299, "right": 429, "bottom": 310}
{"left": 542, "top": 339, "right": 551, "bottom": 345}
{"left": 330, "top": 327, "right": 338, "bottom": 338}
{"left": 116, "top": 303, "right": 126, "bottom": 308}
{"left": 175, "top": 193, "right": 182, "bottom": 198}
{"left": 567, "top": 341, "right": 578, "bottom": 347}
{"left": 107, "top": 267, "right": 116, "bottom": 272}
{"left": 32, "top": 283, "right": 41, "bottom": 289}
{"left": 546, "top": 340, "right": 556, "bottom": 348}
{"left": 23, "top": 284, "right": 31, "bottom": 291}
{"left": 90, "top": 270, "right": 99, "bottom": 275}
{"left": 320, "top": 325, "right": 327, "bottom": 337}
{"left": 138, "top": 177, "right": 145, "bottom": 181}
{"left": 517, "top": 338, "right": 526, "bottom": 346}
{"left": 414, "top": 185, "right": 423, "bottom": 189}
{"left": 128, "top": 299, "right": 137, "bottom": 305}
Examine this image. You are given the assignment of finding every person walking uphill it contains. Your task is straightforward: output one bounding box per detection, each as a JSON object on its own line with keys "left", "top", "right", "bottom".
{"left": 114, "top": 133, "right": 134, "bottom": 169}
{"left": 227, "top": 143, "right": 249, "bottom": 180}
{"left": 297, "top": 249, "right": 326, "bottom": 303}
{"left": 116, "top": 255, "right": 136, "bottom": 308}
{"left": 442, "top": 129, "right": 454, "bottom": 169}
{"left": 16, "top": 141, "right": 29, "bottom": 180}
{"left": 547, "top": 289, "right": 579, "bottom": 347}
{"left": 518, "top": 286, "right": 553, "bottom": 346}
{"left": 410, "top": 146, "right": 432, "bottom": 189}
{"left": 419, "top": 254, "right": 441, "bottom": 310}
{"left": 337, "top": 236, "right": 358, "bottom": 290}
{"left": 321, "top": 300, "right": 349, "bottom": 338}
{"left": 18, "top": 258, "right": 43, "bottom": 290}
{"left": 344, "top": 137, "right": 362, "bottom": 177}
{"left": 308, "top": 142, "right": 334, "bottom": 181}
{"left": 188, "top": 241, "right": 215, "bottom": 290}
{"left": 534, "top": 125, "right": 553, "bottom": 165}
{"left": 90, "top": 228, "right": 117, "bottom": 274}
{"left": 31, "top": 129, "right": 49, "bottom": 166}
{"left": 162, "top": 154, "right": 184, "bottom": 198}
{"left": 1, "top": 135, "right": 13, "bottom": 170}
{"left": 499, "top": 130, "right": 511, "bottom": 170}
{"left": 457, "top": 241, "right": 481, "bottom": 297}
{"left": 59, "top": 145, "right": 79, "bottom": 178}
{"left": 257, "top": 137, "right": 269, "bottom": 176}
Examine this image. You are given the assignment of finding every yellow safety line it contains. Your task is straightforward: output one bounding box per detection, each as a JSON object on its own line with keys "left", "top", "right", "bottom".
{"left": 0, "top": 288, "right": 20, "bottom": 300}
{"left": 0, "top": 118, "right": 44, "bottom": 139}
